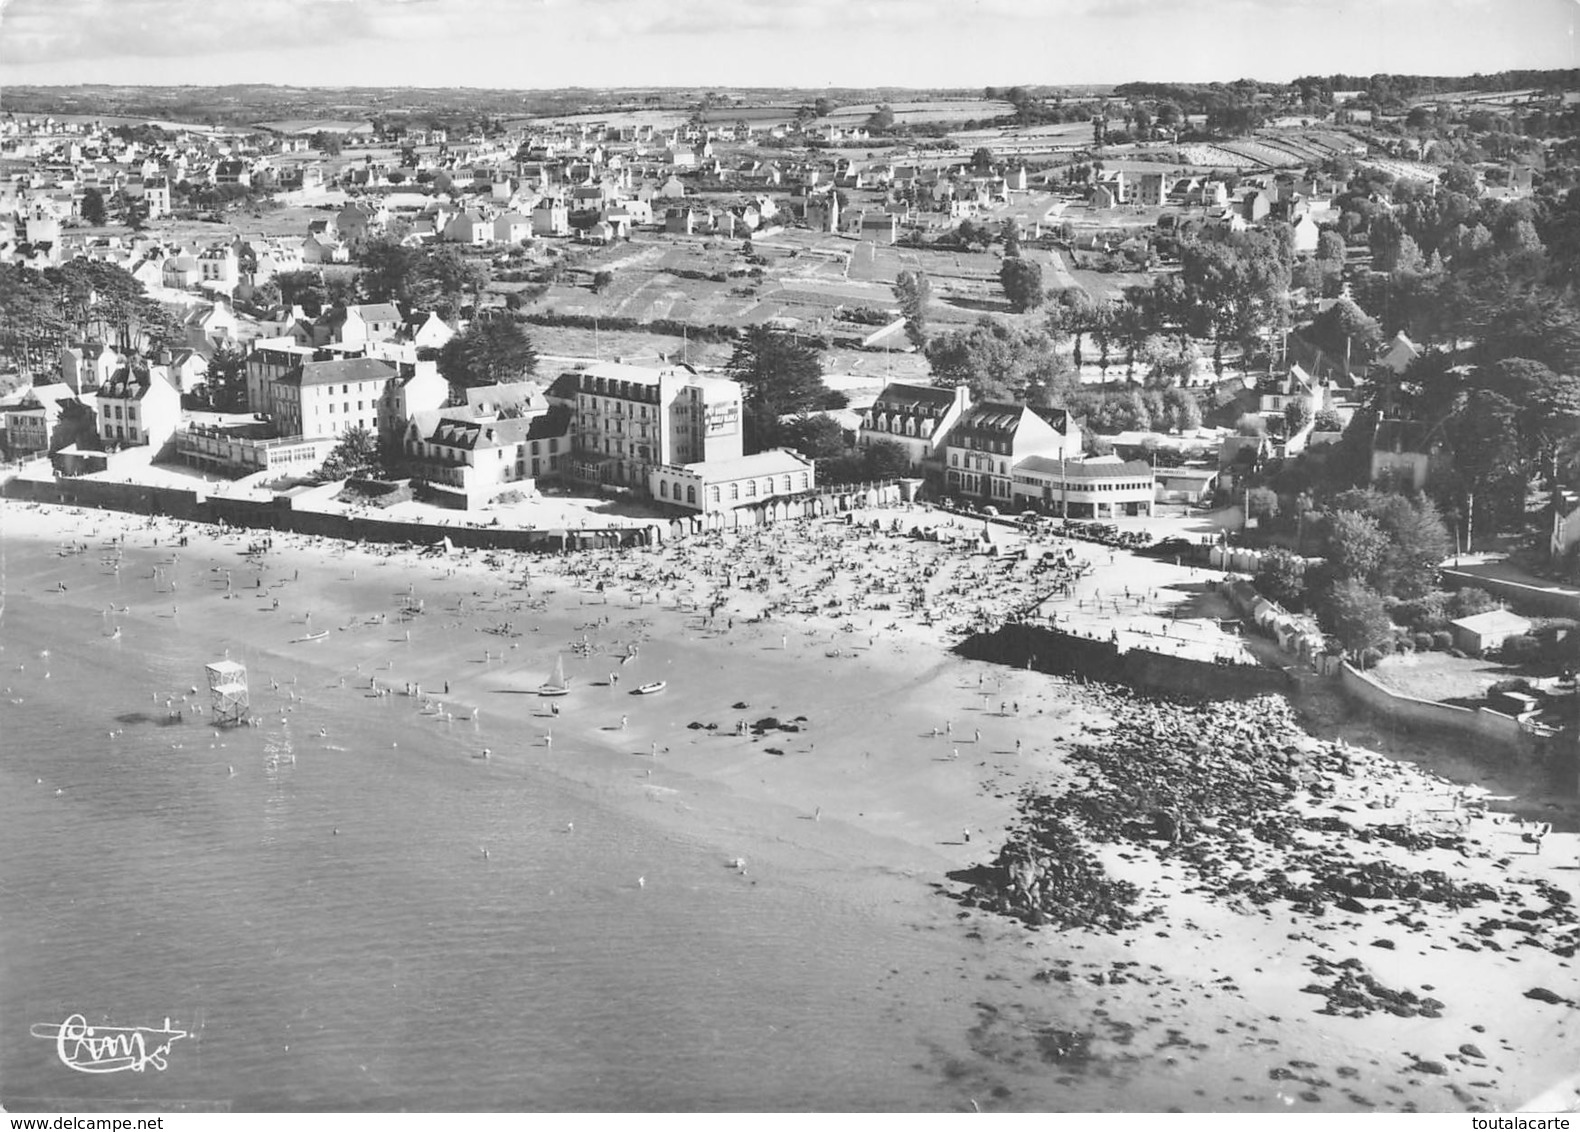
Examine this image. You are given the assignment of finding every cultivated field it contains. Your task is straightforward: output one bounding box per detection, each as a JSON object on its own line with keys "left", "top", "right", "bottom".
{"left": 822, "top": 99, "right": 1016, "bottom": 125}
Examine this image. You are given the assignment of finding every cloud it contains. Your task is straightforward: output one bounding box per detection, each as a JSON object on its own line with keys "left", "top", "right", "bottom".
{"left": 0, "top": 0, "right": 397, "bottom": 64}
{"left": 0, "top": 0, "right": 1564, "bottom": 87}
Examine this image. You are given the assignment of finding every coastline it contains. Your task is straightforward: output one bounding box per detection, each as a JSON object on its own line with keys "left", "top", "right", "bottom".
{"left": 3, "top": 497, "right": 1578, "bottom": 1113}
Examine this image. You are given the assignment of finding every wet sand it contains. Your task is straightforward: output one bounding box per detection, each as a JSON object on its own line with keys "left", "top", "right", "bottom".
{"left": 5, "top": 498, "right": 1578, "bottom": 1113}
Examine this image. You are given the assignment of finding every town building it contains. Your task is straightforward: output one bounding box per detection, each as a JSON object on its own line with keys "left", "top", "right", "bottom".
{"left": 2, "top": 381, "right": 77, "bottom": 457}
{"left": 857, "top": 382, "right": 970, "bottom": 478}
{"left": 59, "top": 341, "right": 122, "bottom": 394}
{"left": 564, "top": 361, "right": 744, "bottom": 492}
{"left": 942, "top": 402, "right": 1082, "bottom": 504}
{"left": 247, "top": 348, "right": 398, "bottom": 441}
{"left": 1010, "top": 457, "right": 1156, "bottom": 517}
{"left": 174, "top": 422, "right": 339, "bottom": 477}
{"left": 403, "top": 403, "right": 573, "bottom": 505}
{"left": 649, "top": 448, "right": 815, "bottom": 514}
{"left": 96, "top": 366, "right": 182, "bottom": 453}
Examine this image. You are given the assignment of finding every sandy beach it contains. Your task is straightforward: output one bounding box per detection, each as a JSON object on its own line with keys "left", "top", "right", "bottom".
{"left": 4, "top": 496, "right": 1578, "bottom": 1113}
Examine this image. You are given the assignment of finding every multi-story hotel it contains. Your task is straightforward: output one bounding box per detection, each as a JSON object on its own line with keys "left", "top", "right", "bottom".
{"left": 563, "top": 361, "right": 745, "bottom": 490}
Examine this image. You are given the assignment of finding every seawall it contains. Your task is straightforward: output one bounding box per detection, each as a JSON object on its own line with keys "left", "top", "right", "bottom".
{"left": 954, "top": 621, "right": 1293, "bottom": 700}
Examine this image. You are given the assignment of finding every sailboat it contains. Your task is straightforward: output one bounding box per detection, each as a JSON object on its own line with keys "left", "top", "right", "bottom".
{"left": 538, "top": 655, "right": 571, "bottom": 697}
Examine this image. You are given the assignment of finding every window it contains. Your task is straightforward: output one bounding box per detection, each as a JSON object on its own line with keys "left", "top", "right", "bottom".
{"left": 660, "top": 481, "right": 669, "bottom": 498}
{"left": 730, "top": 482, "right": 739, "bottom": 500}
{"left": 799, "top": 473, "right": 809, "bottom": 489}
{"left": 709, "top": 486, "right": 720, "bottom": 503}
{"left": 745, "top": 480, "right": 756, "bottom": 498}
{"left": 686, "top": 486, "right": 696, "bottom": 504}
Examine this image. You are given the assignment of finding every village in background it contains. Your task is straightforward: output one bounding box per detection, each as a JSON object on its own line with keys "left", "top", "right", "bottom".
{"left": 6, "top": 74, "right": 1580, "bottom": 760}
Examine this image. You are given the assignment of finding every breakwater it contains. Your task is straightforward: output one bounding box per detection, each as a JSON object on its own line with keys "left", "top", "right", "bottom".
{"left": 954, "top": 621, "right": 1292, "bottom": 700}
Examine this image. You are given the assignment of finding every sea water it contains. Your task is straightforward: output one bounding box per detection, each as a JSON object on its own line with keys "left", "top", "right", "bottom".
{"left": 0, "top": 526, "right": 968, "bottom": 1112}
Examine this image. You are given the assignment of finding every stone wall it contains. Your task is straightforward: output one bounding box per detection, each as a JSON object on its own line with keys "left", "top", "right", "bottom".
{"left": 2, "top": 477, "right": 654, "bottom": 552}
{"left": 1337, "top": 660, "right": 1545, "bottom": 759}
{"left": 3, "top": 475, "right": 908, "bottom": 554}
{"left": 955, "top": 621, "right": 1292, "bottom": 700}
{"left": 1440, "top": 569, "right": 1580, "bottom": 620}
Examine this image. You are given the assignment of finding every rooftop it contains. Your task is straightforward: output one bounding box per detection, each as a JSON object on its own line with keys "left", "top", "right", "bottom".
{"left": 682, "top": 448, "right": 813, "bottom": 480}
{"left": 1015, "top": 456, "right": 1154, "bottom": 480}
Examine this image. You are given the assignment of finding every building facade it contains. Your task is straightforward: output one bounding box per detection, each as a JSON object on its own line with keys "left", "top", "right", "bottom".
{"left": 566, "top": 362, "right": 744, "bottom": 492}
{"left": 857, "top": 382, "right": 970, "bottom": 476}
{"left": 649, "top": 448, "right": 815, "bottom": 514}
{"left": 942, "top": 403, "right": 1082, "bottom": 504}
{"left": 1011, "top": 457, "right": 1156, "bottom": 517}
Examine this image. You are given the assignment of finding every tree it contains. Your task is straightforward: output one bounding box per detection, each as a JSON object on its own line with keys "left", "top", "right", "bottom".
{"left": 1254, "top": 547, "right": 1308, "bottom": 610}
{"left": 249, "top": 278, "right": 283, "bottom": 309}
{"left": 1161, "top": 386, "right": 1202, "bottom": 432}
{"left": 1306, "top": 296, "right": 1382, "bottom": 365}
{"left": 725, "top": 325, "right": 826, "bottom": 452}
{"left": 0, "top": 264, "right": 69, "bottom": 378}
{"left": 1137, "top": 334, "right": 1200, "bottom": 388}
{"left": 592, "top": 270, "right": 615, "bottom": 293}
{"left": 358, "top": 238, "right": 417, "bottom": 305}
{"left": 999, "top": 257, "right": 1045, "bottom": 312}
{"left": 1324, "top": 510, "right": 1391, "bottom": 586}
{"left": 1447, "top": 387, "right": 1524, "bottom": 549}
{"left": 1318, "top": 578, "right": 1394, "bottom": 659}
{"left": 971, "top": 146, "right": 996, "bottom": 172}
{"left": 892, "top": 269, "right": 932, "bottom": 347}
{"left": 1284, "top": 398, "right": 1314, "bottom": 435}
{"left": 867, "top": 104, "right": 896, "bottom": 133}
{"left": 202, "top": 346, "right": 249, "bottom": 411}
{"left": 1247, "top": 486, "right": 1280, "bottom": 524}
{"left": 1313, "top": 407, "right": 1345, "bottom": 432}
{"left": 1002, "top": 218, "right": 1022, "bottom": 257}
{"left": 955, "top": 218, "right": 993, "bottom": 250}
{"left": 924, "top": 318, "right": 1072, "bottom": 404}
{"left": 318, "top": 425, "right": 380, "bottom": 481}
{"left": 779, "top": 413, "right": 847, "bottom": 461}
{"left": 813, "top": 97, "right": 837, "bottom": 118}
{"left": 359, "top": 240, "right": 487, "bottom": 319}
{"left": 1484, "top": 357, "right": 1580, "bottom": 487}
{"left": 310, "top": 131, "right": 343, "bottom": 157}
{"left": 863, "top": 438, "right": 913, "bottom": 480}
{"left": 436, "top": 315, "right": 538, "bottom": 391}
{"left": 274, "top": 269, "right": 328, "bottom": 315}
{"left": 80, "top": 188, "right": 107, "bottom": 228}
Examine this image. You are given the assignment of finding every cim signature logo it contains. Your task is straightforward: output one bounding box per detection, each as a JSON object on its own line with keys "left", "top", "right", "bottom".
{"left": 30, "top": 1014, "right": 190, "bottom": 1074}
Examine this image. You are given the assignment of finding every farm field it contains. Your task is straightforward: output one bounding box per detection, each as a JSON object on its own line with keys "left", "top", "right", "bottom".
{"left": 531, "top": 326, "right": 735, "bottom": 370}
{"left": 952, "top": 119, "right": 1091, "bottom": 146}
{"left": 125, "top": 197, "right": 347, "bottom": 247}
{"left": 821, "top": 99, "right": 1015, "bottom": 125}
{"left": 1058, "top": 250, "right": 1152, "bottom": 303}
{"left": 521, "top": 109, "right": 691, "bottom": 130}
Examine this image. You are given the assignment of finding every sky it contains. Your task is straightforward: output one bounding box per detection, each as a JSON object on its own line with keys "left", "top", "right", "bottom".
{"left": 0, "top": 0, "right": 1573, "bottom": 91}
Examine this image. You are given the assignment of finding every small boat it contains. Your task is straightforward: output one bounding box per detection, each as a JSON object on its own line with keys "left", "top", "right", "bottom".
{"left": 294, "top": 630, "right": 330, "bottom": 642}
{"left": 538, "top": 655, "right": 571, "bottom": 697}
{"left": 635, "top": 681, "right": 667, "bottom": 695}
